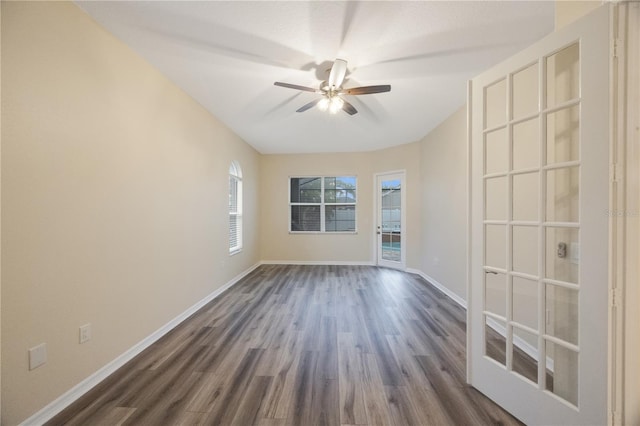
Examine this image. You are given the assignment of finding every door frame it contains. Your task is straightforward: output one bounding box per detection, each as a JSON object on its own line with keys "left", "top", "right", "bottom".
{"left": 611, "top": 2, "right": 640, "bottom": 424}
{"left": 373, "top": 170, "right": 406, "bottom": 269}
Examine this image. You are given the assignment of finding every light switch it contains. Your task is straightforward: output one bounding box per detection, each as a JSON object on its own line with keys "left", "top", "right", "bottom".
{"left": 79, "top": 323, "right": 91, "bottom": 344}
{"left": 29, "top": 343, "right": 47, "bottom": 370}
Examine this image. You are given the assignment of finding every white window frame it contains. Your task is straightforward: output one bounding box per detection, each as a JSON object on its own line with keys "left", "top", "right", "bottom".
{"left": 229, "top": 161, "right": 242, "bottom": 254}
{"left": 289, "top": 175, "right": 357, "bottom": 234}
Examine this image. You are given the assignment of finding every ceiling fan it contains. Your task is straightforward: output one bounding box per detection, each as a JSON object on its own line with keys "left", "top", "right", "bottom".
{"left": 274, "top": 59, "right": 391, "bottom": 115}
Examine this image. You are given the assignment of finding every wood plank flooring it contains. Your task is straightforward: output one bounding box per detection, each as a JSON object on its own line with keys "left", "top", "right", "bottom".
{"left": 48, "top": 265, "right": 522, "bottom": 425}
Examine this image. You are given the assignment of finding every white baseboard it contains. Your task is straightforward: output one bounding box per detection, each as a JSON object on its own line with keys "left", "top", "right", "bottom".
{"left": 20, "top": 262, "right": 261, "bottom": 426}
{"left": 260, "top": 260, "right": 375, "bottom": 266}
{"left": 406, "top": 268, "right": 468, "bottom": 309}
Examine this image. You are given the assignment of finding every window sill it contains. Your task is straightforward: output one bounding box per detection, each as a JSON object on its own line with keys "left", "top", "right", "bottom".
{"left": 229, "top": 248, "right": 243, "bottom": 256}
{"left": 288, "top": 231, "right": 358, "bottom": 235}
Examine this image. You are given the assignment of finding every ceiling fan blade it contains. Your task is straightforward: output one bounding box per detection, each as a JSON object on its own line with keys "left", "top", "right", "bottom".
{"left": 296, "top": 98, "right": 322, "bottom": 113}
{"left": 342, "top": 100, "right": 358, "bottom": 115}
{"left": 274, "top": 82, "right": 319, "bottom": 93}
{"left": 341, "top": 85, "right": 391, "bottom": 95}
{"left": 328, "top": 59, "right": 348, "bottom": 88}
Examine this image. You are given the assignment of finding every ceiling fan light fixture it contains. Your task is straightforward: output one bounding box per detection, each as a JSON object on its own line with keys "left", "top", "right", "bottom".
{"left": 318, "top": 97, "right": 330, "bottom": 111}
{"left": 274, "top": 58, "right": 390, "bottom": 116}
{"left": 328, "top": 96, "right": 344, "bottom": 114}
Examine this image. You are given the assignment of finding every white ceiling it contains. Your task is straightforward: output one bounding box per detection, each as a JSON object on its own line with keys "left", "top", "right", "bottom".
{"left": 76, "top": 1, "right": 554, "bottom": 154}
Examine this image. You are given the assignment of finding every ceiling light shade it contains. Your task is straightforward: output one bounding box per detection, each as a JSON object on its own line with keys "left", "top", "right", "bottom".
{"left": 318, "top": 97, "right": 329, "bottom": 111}
{"left": 329, "top": 96, "right": 344, "bottom": 114}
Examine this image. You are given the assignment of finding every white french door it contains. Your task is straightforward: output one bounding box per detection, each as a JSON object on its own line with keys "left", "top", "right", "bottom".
{"left": 376, "top": 172, "right": 405, "bottom": 269}
{"left": 469, "top": 5, "right": 610, "bottom": 425}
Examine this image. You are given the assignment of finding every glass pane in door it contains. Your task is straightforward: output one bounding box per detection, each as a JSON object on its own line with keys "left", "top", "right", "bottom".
{"left": 485, "top": 128, "right": 508, "bottom": 174}
{"left": 512, "top": 225, "right": 538, "bottom": 275}
{"left": 486, "top": 176, "right": 507, "bottom": 220}
{"left": 513, "top": 117, "right": 540, "bottom": 170}
{"left": 485, "top": 78, "right": 507, "bottom": 129}
{"left": 545, "top": 227, "right": 579, "bottom": 284}
{"left": 546, "top": 166, "right": 580, "bottom": 223}
{"left": 512, "top": 63, "right": 539, "bottom": 119}
{"left": 485, "top": 316, "right": 507, "bottom": 366}
{"left": 485, "top": 225, "right": 506, "bottom": 269}
{"left": 547, "top": 105, "right": 580, "bottom": 164}
{"left": 546, "top": 43, "right": 580, "bottom": 108}
{"left": 545, "top": 340, "right": 579, "bottom": 406}
{"left": 381, "top": 178, "right": 401, "bottom": 262}
{"left": 512, "top": 172, "right": 539, "bottom": 221}
{"left": 485, "top": 271, "right": 507, "bottom": 317}
{"left": 545, "top": 284, "right": 579, "bottom": 345}
{"left": 512, "top": 277, "right": 538, "bottom": 330}
{"left": 512, "top": 326, "right": 539, "bottom": 384}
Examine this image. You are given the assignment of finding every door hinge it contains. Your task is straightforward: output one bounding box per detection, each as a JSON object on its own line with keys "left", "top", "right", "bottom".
{"left": 611, "top": 410, "right": 620, "bottom": 425}
{"left": 611, "top": 163, "right": 619, "bottom": 182}
{"left": 610, "top": 288, "right": 620, "bottom": 308}
{"left": 612, "top": 38, "right": 620, "bottom": 59}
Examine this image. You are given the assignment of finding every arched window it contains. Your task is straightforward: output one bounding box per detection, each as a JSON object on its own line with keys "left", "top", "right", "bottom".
{"left": 229, "top": 161, "right": 242, "bottom": 254}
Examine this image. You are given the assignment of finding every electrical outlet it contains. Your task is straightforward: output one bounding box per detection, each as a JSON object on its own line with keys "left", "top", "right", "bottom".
{"left": 570, "top": 242, "right": 580, "bottom": 264}
{"left": 79, "top": 323, "right": 92, "bottom": 344}
{"left": 29, "top": 343, "right": 47, "bottom": 370}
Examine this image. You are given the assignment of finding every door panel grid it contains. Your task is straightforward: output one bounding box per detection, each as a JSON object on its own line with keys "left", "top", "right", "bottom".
{"left": 471, "top": 7, "right": 609, "bottom": 424}
{"left": 481, "top": 41, "right": 582, "bottom": 406}
{"left": 376, "top": 172, "right": 405, "bottom": 269}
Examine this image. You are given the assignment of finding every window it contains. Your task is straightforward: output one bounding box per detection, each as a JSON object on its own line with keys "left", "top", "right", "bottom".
{"left": 289, "top": 176, "right": 356, "bottom": 232}
{"left": 229, "top": 161, "right": 242, "bottom": 253}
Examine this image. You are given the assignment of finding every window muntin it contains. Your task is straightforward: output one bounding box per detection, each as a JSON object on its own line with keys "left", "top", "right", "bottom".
{"left": 289, "top": 176, "right": 356, "bottom": 233}
{"left": 229, "top": 162, "right": 242, "bottom": 253}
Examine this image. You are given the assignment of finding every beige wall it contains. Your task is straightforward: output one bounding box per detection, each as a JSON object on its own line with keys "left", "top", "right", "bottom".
{"left": 555, "top": 0, "right": 602, "bottom": 29}
{"left": 259, "top": 142, "right": 422, "bottom": 268}
{"left": 1, "top": 2, "right": 260, "bottom": 424}
{"left": 419, "top": 106, "right": 468, "bottom": 301}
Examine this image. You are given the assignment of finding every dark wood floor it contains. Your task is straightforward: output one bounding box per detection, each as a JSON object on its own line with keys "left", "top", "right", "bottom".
{"left": 48, "top": 265, "right": 522, "bottom": 425}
